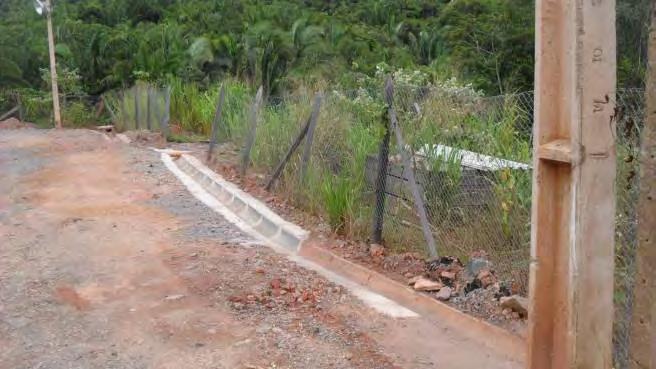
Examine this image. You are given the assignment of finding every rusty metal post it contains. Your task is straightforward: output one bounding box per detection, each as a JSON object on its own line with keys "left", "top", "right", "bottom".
{"left": 298, "top": 93, "right": 322, "bottom": 181}
{"left": 385, "top": 77, "right": 438, "bottom": 258}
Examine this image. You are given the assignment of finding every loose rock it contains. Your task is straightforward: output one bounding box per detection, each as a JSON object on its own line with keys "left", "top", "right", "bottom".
{"left": 407, "top": 275, "right": 423, "bottom": 286}
{"left": 164, "top": 294, "right": 185, "bottom": 301}
{"left": 413, "top": 277, "right": 443, "bottom": 292}
{"left": 369, "top": 243, "right": 385, "bottom": 258}
{"left": 500, "top": 295, "right": 528, "bottom": 317}
{"left": 436, "top": 286, "right": 452, "bottom": 301}
{"left": 440, "top": 271, "right": 456, "bottom": 280}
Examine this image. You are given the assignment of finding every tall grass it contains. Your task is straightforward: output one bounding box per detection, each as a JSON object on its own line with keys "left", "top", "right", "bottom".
{"left": 164, "top": 78, "right": 533, "bottom": 265}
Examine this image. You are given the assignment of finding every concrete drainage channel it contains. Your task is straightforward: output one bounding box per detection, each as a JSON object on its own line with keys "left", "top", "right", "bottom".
{"left": 161, "top": 153, "right": 418, "bottom": 318}
{"left": 160, "top": 151, "right": 525, "bottom": 360}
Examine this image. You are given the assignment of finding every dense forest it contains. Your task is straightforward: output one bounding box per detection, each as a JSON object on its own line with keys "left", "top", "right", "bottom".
{"left": 0, "top": 0, "right": 650, "bottom": 101}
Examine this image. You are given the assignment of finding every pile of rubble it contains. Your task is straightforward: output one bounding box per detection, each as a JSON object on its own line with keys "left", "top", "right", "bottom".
{"left": 381, "top": 247, "right": 528, "bottom": 320}
{"left": 228, "top": 273, "right": 339, "bottom": 312}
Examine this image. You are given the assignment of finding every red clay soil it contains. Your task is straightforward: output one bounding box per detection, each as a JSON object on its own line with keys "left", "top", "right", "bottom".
{"left": 0, "top": 129, "right": 522, "bottom": 369}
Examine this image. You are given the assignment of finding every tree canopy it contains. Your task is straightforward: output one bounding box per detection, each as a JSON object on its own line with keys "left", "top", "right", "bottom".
{"left": 0, "top": 0, "right": 647, "bottom": 97}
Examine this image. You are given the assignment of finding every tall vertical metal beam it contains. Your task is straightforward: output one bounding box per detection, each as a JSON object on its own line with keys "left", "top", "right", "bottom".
{"left": 528, "top": 0, "right": 616, "bottom": 366}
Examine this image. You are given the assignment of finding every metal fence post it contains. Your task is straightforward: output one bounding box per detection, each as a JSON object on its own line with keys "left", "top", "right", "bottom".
{"left": 266, "top": 94, "right": 321, "bottom": 191}
{"left": 207, "top": 84, "right": 226, "bottom": 162}
{"left": 372, "top": 97, "right": 392, "bottom": 245}
{"left": 241, "top": 86, "right": 264, "bottom": 176}
{"left": 385, "top": 77, "right": 438, "bottom": 258}
{"left": 299, "top": 93, "right": 322, "bottom": 181}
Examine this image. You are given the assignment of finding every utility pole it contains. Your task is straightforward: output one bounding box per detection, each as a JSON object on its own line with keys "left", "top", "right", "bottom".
{"left": 38, "top": 0, "right": 62, "bottom": 129}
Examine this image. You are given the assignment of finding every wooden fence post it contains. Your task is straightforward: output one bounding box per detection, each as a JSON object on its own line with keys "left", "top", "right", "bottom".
{"left": 207, "top": 84, "right": 226, "bottom": 163}
{"left": 299, "top": 93, "right": 322, "bottom": 181}
{"left": 385, "top": 77, "right": 438, "bottom": 258}
{"left": 241, "top": 86, "right": 264, "bottom": 176}
{"left": 119, "top": 90, "right": 127, "bottom": 130}
{"left": 162, "top": 86, "right": 171, "bottom": 138}
{"left": 146, "top": 85, "right": 153, "bottom": 130}
{"left": 528, "top": 0, "right": 616, "bottom": 365}
{"left": 629, "top": 5, "right": 656, "bottom": 368}
{"left": 134, "top": 85, "right": 140, "bottom": 130}
{"left": 16, "top": 93, "right": 24, "bottom": 122}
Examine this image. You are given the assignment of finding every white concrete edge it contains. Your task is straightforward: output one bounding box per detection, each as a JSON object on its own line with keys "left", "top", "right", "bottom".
{"left": 181, "top": 154, "right": 308, "bottom": 240}
{"left": 160, "top": 153, "right": 418, "bottom": 318}
{"left": 161, "top": 153, "right": 265, "bottom": 241}
{"left": 116, "top": 133, "right": 131, "bottom": 144}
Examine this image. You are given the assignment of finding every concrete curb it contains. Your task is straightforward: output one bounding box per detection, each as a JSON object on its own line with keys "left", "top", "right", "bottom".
{"left": 161, "top": 151, "right": 525, "bottom": 360}
{"left": 161, "top": 152, "right": 418, "bottom": 318}
{"left": 176, "top": 154, "right": 309, "bottom": 252}
{"left": 300, "top": 242, "right": 526, "bottom": 361}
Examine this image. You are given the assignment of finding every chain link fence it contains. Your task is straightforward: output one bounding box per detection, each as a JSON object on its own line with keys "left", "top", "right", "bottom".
{"left": 98, "top": 78, "right": 645, "bottom": 367}
{"left": 384, "top": 86, "right": 642, "bottom": 368}
{"left": 201, "top": 83, "right": 643, "bottom": 368}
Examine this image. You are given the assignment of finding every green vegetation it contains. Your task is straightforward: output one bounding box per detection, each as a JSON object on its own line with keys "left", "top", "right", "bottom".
{"left": 0, "top": 0, "right": 647, "bottom": 278}
{"left": 2, "top": 0, "right": 538, "bottom": 100}
{"left": 0, "top": 0, "right": 647, "bottom": 124}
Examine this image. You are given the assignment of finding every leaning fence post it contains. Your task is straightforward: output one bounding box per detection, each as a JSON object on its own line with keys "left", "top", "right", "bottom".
{"left": 207, "top": 84, "right": 226, "bottom": 163}
{"left": 265, "top": 94, "right": 321, "bottom": 191}
{"left": 372, "top": 102, "right": 392, "bottom": 245}
{"left": 385, "top": 77, "right": 438, "bottom": 258}
{"left": 241, "top": 86, "right": 264, "bottom": 176}
{"left": 299, "top": 93, "right": 323, "bottom": 181}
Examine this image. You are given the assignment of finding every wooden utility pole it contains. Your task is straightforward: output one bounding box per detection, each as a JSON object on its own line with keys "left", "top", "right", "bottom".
{"left": 629, "top": 5, "right": 656, "bottom": 368}
{"left": 45, "top": 0, "right": 62, "bottom": 129}
{"left": 528, "top": 0, "right": 616, "bottom": 367}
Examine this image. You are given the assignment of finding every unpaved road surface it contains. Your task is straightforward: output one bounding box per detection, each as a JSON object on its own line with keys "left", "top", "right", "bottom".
{"left": 0, "top": 129, "right": 521, "bottom": 369}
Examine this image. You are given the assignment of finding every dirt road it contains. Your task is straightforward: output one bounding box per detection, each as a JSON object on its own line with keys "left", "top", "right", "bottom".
{"left": 0, "top": 129, "right": 521, "bottom": 369}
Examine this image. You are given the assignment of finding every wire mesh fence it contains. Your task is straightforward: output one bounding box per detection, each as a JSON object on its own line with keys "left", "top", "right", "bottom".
{"left": 199, "top": 82, "right": 643, "bottom": 368}
{"left": 98, "top": 78, "right": 645, "bottom": 367}
{"left": 611, "top": 87, "right": 644, "bottom": 369}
